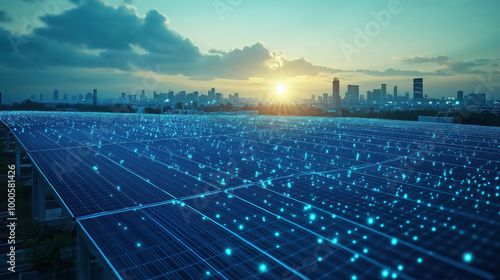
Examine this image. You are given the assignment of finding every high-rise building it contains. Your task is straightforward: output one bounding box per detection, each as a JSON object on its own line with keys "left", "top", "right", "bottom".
{"left": 40, "top": 93, "right": 44, "bottom": 101}
{"left": 193, "top": 91, "right": 199, "bottom": 103}
{"left": 413, "top": 78, "right": 423, "bottom": 101}
{"left": 215, "top": 92, "right": 223, "bottom": 103}
{"left": 373, "top": 89, "right": 382, "bottom": 103}
{"left": 393, "top": 86, "right": 398, "bottom": 102}
{"left": 63, "top": 94, "right": 68, "bottom": 101}
{"left": 332, "top": 78, "right": 340, "bottom": 106}
{"left": 92, "top": 89, "right": 97, "bottom": 106}
{"left": 367, "top": 91, "right": 373, "bottom": 103}
{"left": 457, "top": 91, "right": 464, "bottom": 104}
{"left": 53, "top": 89, "right": 59, "bottom": 101}
{"left": 121, "top": 92, "right": 126, "bottom": 100}
{"left": 31, "top": 95, "right": 36, "bottom": 100}
{"left": 323, "top": 93, "right": 328, "bottom": 105}
{"left": 140, "top": 89, "right": 146, "bottom": 103}
{"left": 381, "top": 84, "right": 387, "bottom": 97}
{"left": 208, "top": 88, "right": 215, "bottom": 102}
{"left": 346, "top": 85, "right": 360, "bottom": 104}
{"left": 311, "top": 95, "right": 316, "bottom": 103}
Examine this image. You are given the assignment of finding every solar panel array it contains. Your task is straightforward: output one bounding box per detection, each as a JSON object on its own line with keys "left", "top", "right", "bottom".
{"left": 1, "top": 111, "right": 499, "bottom": 279}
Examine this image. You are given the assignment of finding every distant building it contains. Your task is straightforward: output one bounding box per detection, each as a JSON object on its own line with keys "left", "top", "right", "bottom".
{"left": 413, "top": 78, "right": 424, "bottom": 101}
{"left": 332, "top": 78, "right": 340, "bottom": 107}
{"left": 323, "top": 93, "right": 328, "bottom": 105}
{"left": 208, "top": 88, "right": 215, "bottom": 102}
{"left": 31, "top": 94, "right": 36, "bottom": 100}
{"left": 40, "top": 93, "right": 44, "bottom": 101}
{"left": 121, "top": 92, "right": 126, "bottom": 100}
{"left": 53, "top": 89, "right": 59, "bottom": 101}
{"left": 367, "top": 91, "right": 373, "bottom": 103}
{"left": 140, "top": 90, "right": 146, "bottom": 103}
{"left": 216, "top": 92, "right": 223, "bottom": 103}
{"left": 393, "top": 86, "right": 398, "bottom": 102}
{"left": 381, "top": 84, "right": 387, "bottom": 100}
{"left": 92, "top": 89, "right": 97, "bottom": 106}
{"left": 63, "top": 94, "right": 68, "bottom": 101}
{"left": 346, "top": 85, "right": 360, "bottom": 105}
{"left": 457, "top": 91, "right": 464, "bottom": 104}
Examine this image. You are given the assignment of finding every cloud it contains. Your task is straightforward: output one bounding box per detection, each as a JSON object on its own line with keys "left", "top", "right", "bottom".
{"left": 0, "top": 0, "right": 342, "bottom": 82}
{"left": 0, "top": 10, "right": 12, "bottom": 22}
{"left": 355, "top": 68, "right": 451, "bottom": 77}
{"left": 401, "top": 55, "right": 493, "bottom": 75}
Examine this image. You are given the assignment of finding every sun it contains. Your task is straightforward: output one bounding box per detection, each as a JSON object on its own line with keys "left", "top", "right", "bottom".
{"left": 277, "top": 84, "right": 286, "bottom": 95}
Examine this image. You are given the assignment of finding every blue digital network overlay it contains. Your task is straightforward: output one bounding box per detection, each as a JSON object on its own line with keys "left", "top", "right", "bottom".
{"left": 1, "top": 111, "right": 499, "bottom": 280}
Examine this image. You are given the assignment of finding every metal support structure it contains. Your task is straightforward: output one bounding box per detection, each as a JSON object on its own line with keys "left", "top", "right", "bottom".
{"left": 5, "top": 129, "right": 9, "bottom": 152}
{"left": 16, "top": 142, "right": 21, "bottom": 176}
{"left": 32, "top": 170, "right": 39, "bottom": 220}
{"left": 78, "top": 231, "right": 90, "bottom": 280}
{"left": 31, "top": 170, "right": 46, "bottom": 221}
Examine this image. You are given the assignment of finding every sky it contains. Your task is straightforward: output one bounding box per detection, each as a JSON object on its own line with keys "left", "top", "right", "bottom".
{"left": 0, "top": 0, "right": 499, "bottom": 102}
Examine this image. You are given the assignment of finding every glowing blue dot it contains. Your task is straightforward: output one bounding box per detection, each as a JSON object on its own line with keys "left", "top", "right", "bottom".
{"left": 318, "top": 257, "right": 323, "bottom": 261}
{"left": 259, "top": 264, "right": 267, "bottom": 272}
{"left": 398, "top": 265, "right": 403, "bottom": 271}
{"left": 352, "top": 276, "right": 357, "bottom": 280}
{"left": 382, "top": 270, "right": 389, "bottom": 277}
{"left": 225, "top": 248, "right": 232, "bottom": 256}
{"left": 136, "top": 243, "right": 141, "bottom": 247}
{"left": 239, "top": 224, "right": 244, "bottom": 230}
{"left": 332, "top": 238, "right": 338, "bottom": 244}
{"left": 216, "top": 214, "right": 220, "bottom": 218}
{"left": 463, "top": 253, "right": 472, "bottom": 262}
{"left": 318, "top": 238, "right": 323, "bottom": 244}
{"left": 391, "top": 238, "right": 398, "bottom": 245}
{"left": 363, "top": 248, "right": 368, "bottom": 253}
{"left": 93, "top": 166, "right": 98, "bottom": 171}
{"left": 431, "top": 227, "right": 436, "bottom": 231}
{"left": 310, "top": 214, "right": 316, "bottom": 220}
{"left": 417, "top": 258, "right": 422, "bottom": 263}
{"left": 413, "top": 236, "right": 418, "bottom": 241}
{"left": 368, "top": 217, "right": 374, "bottom": 224}
{"left": 206, "top": 271, "right": 210, "bottom": 275}
{"left": 275, "top": 232, "right": 280, "bottom": 237}
{"left": 391, "top": 272, "right": 397, "bottom": 279}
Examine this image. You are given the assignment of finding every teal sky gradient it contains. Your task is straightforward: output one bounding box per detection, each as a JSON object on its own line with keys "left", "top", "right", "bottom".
{"left": 1, "top": 0, "right": 499, "bottom": 101}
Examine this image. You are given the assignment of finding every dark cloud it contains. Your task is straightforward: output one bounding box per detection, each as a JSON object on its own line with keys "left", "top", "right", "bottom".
{"left": 0, "top": 10, "right": 12, "bottom": 22}
{"left": 401, "top": 55, "right": 492, "bottom": 75}
{"left": 356, "top": 68, "right": 451, "bottom": 77}
{"left": 0, "top": 0, "right": 341, "bottom": 81}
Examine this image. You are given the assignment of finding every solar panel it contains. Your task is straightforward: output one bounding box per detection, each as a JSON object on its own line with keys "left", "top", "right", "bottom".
{"left": 1, "top": 111, "right": 499, "bottom": 279}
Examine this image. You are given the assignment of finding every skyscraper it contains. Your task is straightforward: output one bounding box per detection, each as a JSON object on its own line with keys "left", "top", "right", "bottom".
{"left": 332, "top": 77, "right": 341, "bottom": 110}
{"left": 63, "top": 94, "right": 68, "bottom": 101}
{"left": 413, "top": 78, "right": 423, "bottom": 101}
{"left": 40, "top": 93, "right": 44, "bottom": 101}
{"left": 393, "top": 86, "right": 398, "bottom": 102}
{"left": 457, "top": 91, "right": 464, "bottom": 104}
{"left": 121, "top": 92, "right": 126, "bottom": 100}
{"left": 140, "top": 89, "right": 146, "bottom": 103}
{"left": 53, "top": 89, "right": 59, "bottom": 101}
{"left": 323, "top": 93, "right": 328, "bottom": 105}
{"left": 346, "top": 85, "right": 360, "bottom": 104}
{"left": 92, "top": 89, "right": 97, "bottom": 106}
{"left": 208, "top": 88, "right": 215, "bottom": 102}
{"left": 381, "top": 84, "right": 387, "bottom": 98}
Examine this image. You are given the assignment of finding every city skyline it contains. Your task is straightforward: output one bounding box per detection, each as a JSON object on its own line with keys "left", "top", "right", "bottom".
{"left": 0, "top": 0, "right": 499, "bottom": 102}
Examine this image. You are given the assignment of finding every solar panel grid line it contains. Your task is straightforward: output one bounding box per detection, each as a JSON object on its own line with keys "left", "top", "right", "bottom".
{"left": 225, "top": 193, "right": 416, "bottom": 280}
{"left": 43, "top": 127, "right": 206, "bottom": 199}
{"left": 1, "top": 112, "right": 500, "bottom": 279}
{"left": 257, "top": 187, "right": 496, "bottom": 279}
{"left": 243, "top": 129, "right": 500, "bottom": 163}
{"left": 230, "top": 132, "right": 500, "bottom": 172}
{"left": 54, "top": 127, "right": 229, "bottom": 194}
{"left": 248, "top": 118, "right": 500, "bottom": 145}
